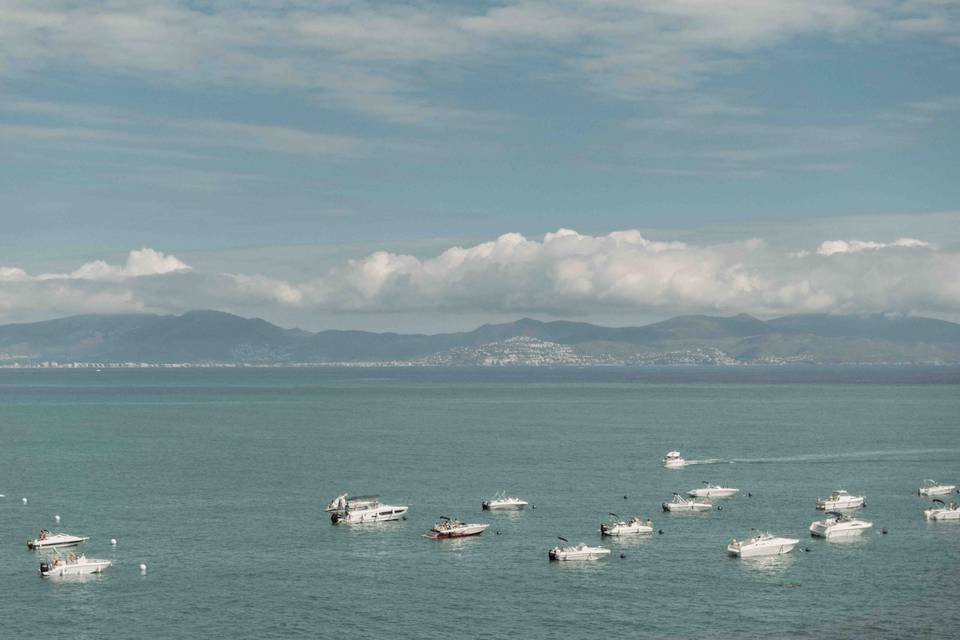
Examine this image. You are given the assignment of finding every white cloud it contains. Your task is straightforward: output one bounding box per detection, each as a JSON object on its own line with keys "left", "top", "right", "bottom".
{"left": 816, "top": 238, "right": 933, "bottom": 256}
{"left": 1, "top": 231, "right": 958, "bottom": 323}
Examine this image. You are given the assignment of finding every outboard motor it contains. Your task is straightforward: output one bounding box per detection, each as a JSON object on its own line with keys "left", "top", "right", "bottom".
{"left": 39, "top": 562, "right": 50, "bottom": 575}
{"left": 330, "top": 512, "right": 342, "bottom": 524}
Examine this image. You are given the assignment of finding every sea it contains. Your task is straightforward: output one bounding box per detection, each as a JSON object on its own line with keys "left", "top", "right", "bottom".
{"left": 1, "top": 366, "right": 958, "bottom": 639}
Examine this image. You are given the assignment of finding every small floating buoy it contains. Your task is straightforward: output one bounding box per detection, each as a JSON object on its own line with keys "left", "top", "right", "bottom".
{"left": 619, "top": 553, "right": 626, "bottom": 559}
{"left": 54, "top": 515, "right": 60, "bottom": 523}
{"left": 747, "top": 493, "right": 752, "bottom": 498}
{"left": 716, "top": 505, "right": 723, "bottom": 511}
{"left": 658, "top": 529, "right": 664, "bottom": 535}
{"left": 495, "top": 531, "right": 502, "bottom": 535}
{"left": 804, "top": 547, "right": 811, "bottom": 553}
{"left": 110, "top": 538, "right": 117, "bottom": 546}
{"left": 139, "top": 563, "right": 147, "bottom": 574}
{"left": 402, "top": 516, "right": 407, "bottom": 520}
{"left": 22, "top": 497, "right": 28, "bottom": 505}
{"left": 623, "top": 495, "right": 628, "bottom": 500}
{"left": 531, "top": 505, "right": 536, "bottom": 509}
{"left": 881, "top": 528, "right": 888, "bottom": 535}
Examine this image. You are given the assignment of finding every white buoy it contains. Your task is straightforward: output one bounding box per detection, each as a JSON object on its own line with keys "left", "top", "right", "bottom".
{"left": 139, "top": 563, "right": 147, "bottom": 574}
{"left": 22, "top": 497, "right": 28, "bottom": 505}
{"left": 110, "top": 538, "right": 117, "bottom": 546}
{"left": 54, "top": 514, "right": 61, "bottom": 523}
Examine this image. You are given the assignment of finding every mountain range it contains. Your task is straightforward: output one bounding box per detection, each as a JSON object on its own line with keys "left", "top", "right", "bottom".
{"left": 1, "top": 310, "right": 959, "bottom": 366}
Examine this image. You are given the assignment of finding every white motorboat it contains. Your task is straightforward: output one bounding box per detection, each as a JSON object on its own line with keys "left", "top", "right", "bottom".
{"left": 809, "top": 512, "right": 873, "bottom": 538}
{"left": 727, "top": 532, "right": 800, "bottom": 558}
{"left": 815, "top": 490, "right": 864, "bottom": 510}
{"left": 481, "top": 492, "right": 529, "bottom": 510}
{"left": 923, "top": 499, "right": 960, "bottom": 521}
{"left": 328, "top": 494, "right": 409, "bottom": 524}
{"left": 27, "top": 530, "right": 89, "bottom": 550}
{"left": 662, "top": 493, "right": 712, "bottom": 512}
{"left": 39, "top": 552, "right": 111, "bottom": 577}
{"left": 662, "top": 451, "right": 687, "bottom": 469}
{"left": 548, "top": 538, "right": 611, "bottom": 561}
{"left": 600, "top": 514, "right": 653, "bottom": 536}
{"left": 688, "top": 482, "right": 739, "bottom": 498}
{"left": 423, "top": 516, "right": 490, "bottom": 539}
{"left": 918, "top": 480, "right": 957, "bottom": 496}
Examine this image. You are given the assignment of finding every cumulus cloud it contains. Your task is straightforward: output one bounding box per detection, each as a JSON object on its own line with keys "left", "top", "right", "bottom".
{"left": 1, "top": 232, "right": 958, "bottom": 323}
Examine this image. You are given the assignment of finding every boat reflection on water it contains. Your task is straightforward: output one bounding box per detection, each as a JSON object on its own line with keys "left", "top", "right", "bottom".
{"left": 734, "top": 551, "right": 796, "bottom": 575}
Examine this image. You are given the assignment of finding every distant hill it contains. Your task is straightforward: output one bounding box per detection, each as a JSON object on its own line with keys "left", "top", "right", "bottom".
{"left": 1, "top": 310, "right": 959, "bottom": 366}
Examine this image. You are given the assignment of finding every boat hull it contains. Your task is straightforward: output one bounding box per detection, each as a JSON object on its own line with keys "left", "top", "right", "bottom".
{"left": 549, "top": 549, "right": 610, "bottom": 561}
{"left": 919, "top": 486, "right": 956, "bottom": 496}
{"left": 481, "top": 501, "right": 528, "bottom": 510}
{"left": 27, "top": 536, "right": 89, "bottom": 550}
{"left": 728, "top": 539, "right": 799, "bottom": 558}
{"left": 815, "top": 498, "right": 864, "bottom": 510}
{"left": 600, "top": 524, "right": 653, "bottom": 536}
{"left": 424, "top": 523, "right": 489, "bottom": 539}
{"left": 662, "top": 502, "right": 711, "bottom": 512}
{"left": 41, "top": 560, "right": 111, "bottom": 577}
{"left": 330, "top": 505, "right": 408, "bottom": 524}
{"left": 924, "top": 509, "right": 960, "bottom": 521}
{"left": 809, "top": 521, "right": 872, "bottom": 538}
{"left": 688, "top": 488, "right": 739, "bottom": 498}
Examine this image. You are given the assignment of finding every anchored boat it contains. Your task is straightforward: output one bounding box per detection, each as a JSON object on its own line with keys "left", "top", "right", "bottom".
{"left": 918, "top": 480, "right": 957, "bottom": 496}
{"left": 924, "top": 499, "right": 960, "bottom": 521}
{"left": 40, "top": 551, "right": 111, "bottom": 577}
{"left": 481, "top": 492, "right": 529, "bottom": 510}
{"left": 423, "top": 516, "right": 489, "bottom": 539}
{"left": 327, "top": 494, "right": 409, "bottom": 524}
{"left": 809, "top": 512, "right": 873, "bottom": 538}
{"left": 600, "top": 514, "right": 653, "bottom": 536}
{"left": 727, "top": 532, "right": 799, "bottom": 558}
{"left": 27, "top": 530, "right": 89, "bottom": 550}
{"left": 662, "top": 493, "right": 712, "bottom": 512}
{"left": 548, "top": 538, "right": 611, "bottom": 561}
{"left": 815, "top": 490, "right": 864, "bottom": 511}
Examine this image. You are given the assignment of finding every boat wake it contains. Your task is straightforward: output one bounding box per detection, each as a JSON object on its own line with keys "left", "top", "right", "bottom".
{"left": 688, "top": 449, "right": 960, "bottom": 466}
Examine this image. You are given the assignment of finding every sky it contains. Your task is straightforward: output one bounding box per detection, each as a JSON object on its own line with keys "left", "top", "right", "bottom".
{"left": 1, "top": 1, "right": 959, "bottom": 331}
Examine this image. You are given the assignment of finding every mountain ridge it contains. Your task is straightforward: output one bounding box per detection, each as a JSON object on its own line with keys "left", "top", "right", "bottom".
{"left": 1, "top": 310, "right": 959, "bottom": 365}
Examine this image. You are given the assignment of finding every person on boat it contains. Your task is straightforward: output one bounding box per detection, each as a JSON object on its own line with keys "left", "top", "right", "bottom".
{"left": 67, "top": 553, "right": 77, "bottom": 563}
{"left": 39, "top": 530, "right": 48, "bottom": 540}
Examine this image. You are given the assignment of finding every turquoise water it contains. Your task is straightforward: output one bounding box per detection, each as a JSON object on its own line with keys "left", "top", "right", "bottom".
{"left": 1, "top": 367, "right": 958, "bottom": 639}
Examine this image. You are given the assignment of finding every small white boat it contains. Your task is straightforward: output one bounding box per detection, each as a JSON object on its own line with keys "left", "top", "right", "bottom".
{"left": 27, "top": 530, "right": 89, "bottom": 550}
{"left": 600, "top": 514, "right": 654, "bottom": 536}
{"left": 481, "top": 492, "right": 529, "bottom": 510}
{"left": 809, "top": 512, "right": 873, "bottom": 538}
{"left": 688, "top": 482, "right": 739, "bottom": 498}
{"left": 727, "top": 532, "right": 799, "bottom": 558}
{"left": 423, "top": 516, "right": 489, "bottom": 539}
{"left": 662, "top": 451, "right": 686, "bottom": 468}
{"left": 328, "top": 494, "right": 409, "bottom": 524}
{"left": 815, "top": 490, "right": 864, "bottom": 510}
{"left": 662, "top": 493, "right": 711, "bottom": 512}
{"left": 548, "top": 538, "right": 611, "bottom": 561}
{"left": 40, "top": 552, "right": 111, "bottom": 577}
{"left": 918, "top": 480, "right": 957, "bottom": 496}
{"left": 924, "top": 499, "right": 960, "bottom": 521}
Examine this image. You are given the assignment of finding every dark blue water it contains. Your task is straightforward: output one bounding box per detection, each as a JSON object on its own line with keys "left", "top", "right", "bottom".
{"left": 1, "top": 367, "right": 958, "bottom": 639}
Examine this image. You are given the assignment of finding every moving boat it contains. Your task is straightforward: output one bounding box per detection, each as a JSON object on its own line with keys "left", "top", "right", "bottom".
{"left": 423, "top": 516, "right": 489, "bottom": 539}
{"left": 923, "top": 499, "right": 960, "bottom": 521}
{"left": 809, "top": 512, "right": 873, "bottom": 538}
{"left": 918, "top": 480, "right": 957, "bottom": 496}
{"left": 548, "top": 538, "right": 611, "bottom": 561}
{"left": 688, "top": 482, "right": 739, "bottom": 498}
{"left": 27, "top": 530, "right": 89, "bottom": 550}
{"left": 662, "top": 451, "right": 687, "bottom": 469}
{"left": 481, "top": 492, "right": 529, "bottom": 510}
{"left": 39, "top": 552, "right": 111, "bottom": 577}
{"left": 328, "top": 494, "right": 409, "bottom": 524}
{"left": 662, "top": 493, "right": 712, "bottom": 512}
{"left": 727, "top": 532, "right": 799, "bottom": 558}
{"left": 815, "top": 490, "right": 864, "bottom": 510}
{"left": 600, "top": 514, "right": 654, "bottom": 536}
